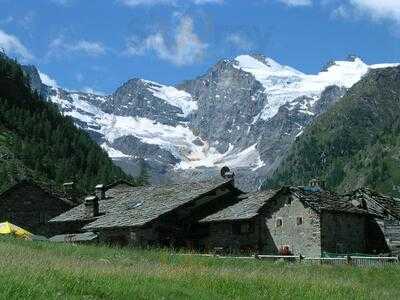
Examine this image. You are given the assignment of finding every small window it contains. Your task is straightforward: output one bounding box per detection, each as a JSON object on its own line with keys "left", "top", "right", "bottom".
{"left": 296, "top": 217, "right": 303, "bottom": 226}
{"left": 276, "top": 218, "right": 283, "bottom": 227}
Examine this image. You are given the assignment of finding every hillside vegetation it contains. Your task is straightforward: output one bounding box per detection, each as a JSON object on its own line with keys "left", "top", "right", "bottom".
{"left": 0, "top": 53, "right": 135, "bottom": 193}
{"left": 0, "top": 237, "right": 399, "bottom": 299}
{"left": 264, "top": 66, "right": 400, "bottom": 196}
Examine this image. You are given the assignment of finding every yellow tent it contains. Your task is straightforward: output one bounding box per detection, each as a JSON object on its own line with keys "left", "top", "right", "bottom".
{"left": 0, "top": 222, "right": 32, "bottom": 240}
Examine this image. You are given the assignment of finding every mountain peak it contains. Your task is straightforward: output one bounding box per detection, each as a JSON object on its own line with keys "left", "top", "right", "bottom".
{"left": 21, "top": 65, "right": 43, "bottom": 93}
{"left": 233, "top": 54, "right": 304, "bottom": 77}
{"left": 321, "top": 56, "right": 365, "bottom": 72}
{"left": 346, "top": 54, "right": 362, "bottom": 62}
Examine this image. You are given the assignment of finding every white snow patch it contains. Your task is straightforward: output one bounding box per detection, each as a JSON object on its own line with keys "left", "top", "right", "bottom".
{"left": 39, "top": 71, "right": 58, "bottom": 88}
{"left": 49, "top": 85, "right": 265, "bottom": 170}
{"left": 101, "top": 143, "right": 132, "bottom": 159}
{"left": 295, "top": 130, "right": 304, "bottom": 138}
{"left": 143, "top": 80, "right": 197, "bottom": 117}
{"left": 176, "top": 142, "right": 264, "bottom": 171}
{"left": 234, "top": 55, "right": 399, "bottom": 120}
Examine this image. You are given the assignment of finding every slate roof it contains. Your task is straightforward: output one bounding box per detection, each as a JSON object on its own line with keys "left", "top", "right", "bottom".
{"left": 343, "top": 188, "right": 400, "bottom": 219}
{"left": 50, "top": 178, "right": 234, "bottom": 230}
{"left": 200, "top": 189, "right": 281, "bottom": 222}
{"left": 291, "top": 187, "right": 370, "bottom": 215}
{"left": 0, "top": 180, "right": 74, "bottom": 207}
{"left": 200, "top": 186, "right": 370, "bottom": 223}
{"left": 104, "top": 180, "right": 136, "bottom": 191}
{"left": 49, "top": 231, "right": 98, "bottom": 243}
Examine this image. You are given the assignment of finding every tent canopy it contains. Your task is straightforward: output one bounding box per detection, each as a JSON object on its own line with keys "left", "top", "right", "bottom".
{"left": 0, "top": 222, "right": 32, "bottom": 239}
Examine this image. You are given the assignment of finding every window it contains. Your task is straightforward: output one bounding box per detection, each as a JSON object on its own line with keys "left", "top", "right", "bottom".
{"left": 296, "top": 217, "right": 303, "bottom": 226}
{"left": 276, "top": 218, "right": 283, "bottom": 227}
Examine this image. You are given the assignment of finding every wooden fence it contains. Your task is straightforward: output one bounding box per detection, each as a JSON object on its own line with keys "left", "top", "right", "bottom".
{"left": 178, "top": 253, "right": 400, "bottom": 267}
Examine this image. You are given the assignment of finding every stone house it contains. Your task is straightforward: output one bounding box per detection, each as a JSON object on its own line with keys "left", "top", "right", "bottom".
{"left": 0, "top": 180, "right": 75, "bottom": 237}
{"left": 344, "top": 188, "right": 400, "bottom": 254}
{"left": 200, "top": 187, "right": 371, "bottom": 257}
{"left": 49, "top": 178, "right": 242, "bottom": 248}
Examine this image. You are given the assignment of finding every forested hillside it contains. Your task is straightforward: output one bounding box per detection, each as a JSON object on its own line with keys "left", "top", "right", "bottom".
{"left": 264, "top": 66, "right": 400, "bottom": 196}
{"left": 0, "top": 53, "right": 136, "bottom": 193}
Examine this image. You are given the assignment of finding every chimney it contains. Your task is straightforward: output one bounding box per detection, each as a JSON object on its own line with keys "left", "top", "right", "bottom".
{"left": 220, "top": 166, "right": 235, "bottom": 180}
{"left": 63, "top": 182, "right": 77, "bottom": 203}
{"left": 95, "top": 184, "right": 106, "bottom": 200}
{"left": 308, "top": 178, "right": 325, "bottom": 191}
{"left": 84, "top": 195, "right": 99, "bottom": 218}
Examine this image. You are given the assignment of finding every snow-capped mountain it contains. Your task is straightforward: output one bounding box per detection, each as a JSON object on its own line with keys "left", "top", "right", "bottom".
{"left": 23, "top": 54, "right": 398, "bottom": 190}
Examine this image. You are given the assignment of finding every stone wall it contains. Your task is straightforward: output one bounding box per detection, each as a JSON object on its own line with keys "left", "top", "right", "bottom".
{"left": 50, "top": 220, "right": 92, "bottom": 236}
{"left": 202, "top": 220, "right": 260, "bottom": 254}
{"left": 262, "top": 194, "right": 322, "bottom": 257}
{"left": 320, "top": 212, "right": 367, "bottom": 254}
{"left": 97, "top": 225, "right": 159, "bottom": 248}
{"left": 201, "top": 194, "right": 322, "bottom": 256}
{"left": 199, "top": 193, "right": 373, "bottom": 257}
{"left": 0, "top": 183, "right": 73, "bottom": 237}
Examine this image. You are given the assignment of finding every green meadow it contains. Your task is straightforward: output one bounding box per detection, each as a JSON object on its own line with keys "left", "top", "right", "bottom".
{"left": 0, "top": 237, "right": 399, "bottom": 299}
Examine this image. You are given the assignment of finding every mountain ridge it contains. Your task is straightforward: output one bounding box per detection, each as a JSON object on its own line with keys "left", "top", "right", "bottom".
{"left": 24, "top": 54, "right": 399, "bottom": 191}
{"left": 263, "top": 65, "right": 400, "bottom": 196}
{"left": 0, "top": 53, "right": 135, "bottom": 193}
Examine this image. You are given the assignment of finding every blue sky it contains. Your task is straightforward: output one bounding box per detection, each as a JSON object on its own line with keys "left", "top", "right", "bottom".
{"left": 0, "top": 0, "right": 399, "bottom": 94}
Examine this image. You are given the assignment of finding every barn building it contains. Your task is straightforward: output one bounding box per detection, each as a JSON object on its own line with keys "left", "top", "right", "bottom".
{"left": 344, "top": 188, "right": 400, "bottom": 255}
{"left": 200, "top": 186, "right": 371, "bottom": 257}
{"left": 0, "top": 180, "right": 75, "bottom": 237}
{"left": 49, "top": 178, "right": 243, "bottom": 248}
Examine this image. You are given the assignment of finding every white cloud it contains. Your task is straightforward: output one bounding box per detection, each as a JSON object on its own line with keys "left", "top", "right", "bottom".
{"left": 118, "top": 0, "right": 222, "bottom": 6}
{"left": 276, "top": 0, "right": 400, "bottom": 23}
{"left": 278, "top": 0, "right": 312, "bottom": 7}
{"left": 0, "top": 29, "right": 33, "bottom": 61}
{"left": 226, "top": 33, "right": 253, "bottom": 51}
{"left": 347, "top": 0, "right": 400, "bottom": 23}
{"left": 38, "top": 71, "right": 58, "bottom": 87}
{"left": 82, "top": 87, "right": 106, "bottom": 95}
{"left": 48, "top": 36, "right": 106, "bottom": 58}
{"left": 73, "top": 40, "right": 106, "bottom": 56}
{"left": 125, "top": 16, "right": 207, "bottom": 66}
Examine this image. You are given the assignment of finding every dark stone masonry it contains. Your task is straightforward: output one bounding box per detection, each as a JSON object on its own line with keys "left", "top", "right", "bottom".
{"left": 200, "top": 187, "right": 370, "bottom": 257}
{"left": 0, "top": 180, "right": 75, "bottom": 237}
{"left": 5, "top": 173, "right": 395, "bottom": 257}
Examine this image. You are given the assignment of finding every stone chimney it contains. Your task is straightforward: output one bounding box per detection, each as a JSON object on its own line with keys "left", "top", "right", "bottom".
{"left": 95, "top": 184, "right": 106, "bottom": 200}
{"left": 220, "top": 166, "right": 235, "bottom": 180}
{"left": 63, "top": 182, "right": 77, "bottom": 203}
{"left": 84, "top": 195, "right": 99, "bottom": 218}
{"left": 308, "top": 178, "right": 325, "bottom": 190}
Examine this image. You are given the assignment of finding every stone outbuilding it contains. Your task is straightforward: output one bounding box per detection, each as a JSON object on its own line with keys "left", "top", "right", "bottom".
{"left": 200, "top": 186, "right": 371, "bottom": 257}
{"left": 49, "top": 178, "right": 242, "bottom": 248}
{"left": 344, "top": 188, "right": 400, "bottom": 255}
{"left": 0, "top": 180, "right": 75, "bottom": 237}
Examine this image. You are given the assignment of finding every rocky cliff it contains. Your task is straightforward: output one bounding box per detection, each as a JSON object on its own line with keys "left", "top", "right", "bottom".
{"left": 23, "top": 54, "right": 398, "bottom": 190}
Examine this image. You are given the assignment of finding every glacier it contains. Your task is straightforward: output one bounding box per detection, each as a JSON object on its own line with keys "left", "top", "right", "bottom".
{"left": 35, "top": 54, "right": 399, "bottom": 189}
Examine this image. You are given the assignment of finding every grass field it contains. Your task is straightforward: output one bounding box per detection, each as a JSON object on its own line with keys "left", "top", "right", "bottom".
{"left": 0, "top": 237, "right": 399, "bottom": 299}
